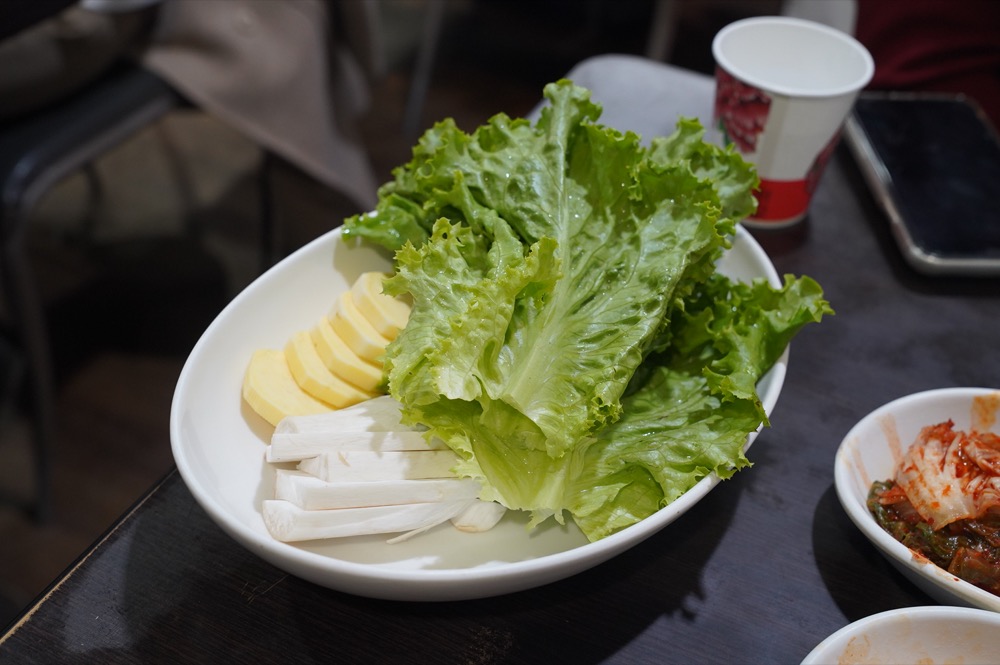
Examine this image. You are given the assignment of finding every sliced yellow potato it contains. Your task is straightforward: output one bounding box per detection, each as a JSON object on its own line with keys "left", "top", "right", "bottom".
{"left": 242, "top": 348, "right": 334, "bottom": 427}
{"left": 285, "top": 331, "right": 376, "bottom": 408}
{"left": 350, "top": 272, "right": 411, "bottom": 341}
{"left": 243, "top": 272, "right": 408, "bottom": 428}
{"left": 311, "top": 316, "right": 383, "bottom": 392}
{"left": 330, "top": 291, "right": 391, "bottom": 364}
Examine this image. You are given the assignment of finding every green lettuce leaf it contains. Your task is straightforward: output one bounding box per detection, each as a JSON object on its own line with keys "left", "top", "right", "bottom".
{"left": 342, "top": 80, "right": 831, "bottom": 541}
{"left": 570, "top": 274, "right": 833, "bottom": 540}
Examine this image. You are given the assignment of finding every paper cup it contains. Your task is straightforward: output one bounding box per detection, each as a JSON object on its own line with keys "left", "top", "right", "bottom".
{"left": 712, "top": 17, "right": 874, "bottom": 227}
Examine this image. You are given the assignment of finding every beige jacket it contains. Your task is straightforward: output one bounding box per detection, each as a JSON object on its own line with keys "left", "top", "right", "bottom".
{"left": 141, "top": 0, "right": 383, "bottom": 210}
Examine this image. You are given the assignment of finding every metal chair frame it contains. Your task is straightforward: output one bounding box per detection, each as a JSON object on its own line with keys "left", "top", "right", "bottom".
{"left": 0, "top": 62, "right": 179, "bottom": 521}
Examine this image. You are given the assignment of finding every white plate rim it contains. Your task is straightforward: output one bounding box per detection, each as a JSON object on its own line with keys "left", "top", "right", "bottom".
{"left": 170, "top": 224, "right": 788, "bottom": 600}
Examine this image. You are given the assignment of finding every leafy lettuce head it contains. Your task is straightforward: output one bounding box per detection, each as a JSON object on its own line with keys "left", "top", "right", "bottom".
{"left": 343, "top": 81, "right": 830, "bottom": 541}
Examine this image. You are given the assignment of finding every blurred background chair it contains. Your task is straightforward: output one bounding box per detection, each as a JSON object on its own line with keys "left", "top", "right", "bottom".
{"left": 0, "top": 0, "right": 181, "bottom": 522}
{"left": 0, "top": 0, "right": 434, "bottom": 523}
{"left": 0, "top": 60, "right": 180, "bottom": 521}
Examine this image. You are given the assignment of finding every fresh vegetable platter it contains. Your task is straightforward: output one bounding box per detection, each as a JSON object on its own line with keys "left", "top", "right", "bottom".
{"left": 170, "top": 81, "right": 830, "bottom": 600}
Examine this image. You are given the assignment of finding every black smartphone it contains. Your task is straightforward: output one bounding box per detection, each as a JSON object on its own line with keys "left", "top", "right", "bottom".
{"left": 843, "top": 92, "right": 1000, "bottom": 276}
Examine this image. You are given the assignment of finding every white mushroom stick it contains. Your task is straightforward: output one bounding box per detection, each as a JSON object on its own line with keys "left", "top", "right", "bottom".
{"left": 450, "top": 500, "right": 508, "bottom": 532}
{"left": 267, "top": 430, "right": 445, "bottom": 463}
{"left": 274, "top": 469, "right": 481, "bottom": 510}
{"left": 274, "top": 395, "right": 408, "bottom": 435}
{"left": 263, "top": 499, "right": 472, "bottom": 542}
{"left": 297, "top": 450, "right": 461, "bottom": 482}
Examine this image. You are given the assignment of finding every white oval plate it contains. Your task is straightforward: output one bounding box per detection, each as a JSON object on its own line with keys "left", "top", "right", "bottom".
{"left": 834, "top": 387, "right": 1000, "bottom": 612}
{"left": 170, "top": 225, "right": 786, "bottom": 601}
{"left": 801, "top": 606, "right": 1000, "bottom": 665}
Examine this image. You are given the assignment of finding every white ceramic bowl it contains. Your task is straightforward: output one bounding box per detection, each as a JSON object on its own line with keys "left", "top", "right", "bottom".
{"left": 834, "top": 387, "right": 1000, "bottom": 612}
{"left": 801, "top": 606, "right": 1000, "bottom": 665}
{"left": 170, "top": 225, "right": 786, "bottom": 601}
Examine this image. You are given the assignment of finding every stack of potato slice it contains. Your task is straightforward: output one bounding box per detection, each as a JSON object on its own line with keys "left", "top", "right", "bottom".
{"left": 242, "top": 272, "right": 411, "bottom": 427}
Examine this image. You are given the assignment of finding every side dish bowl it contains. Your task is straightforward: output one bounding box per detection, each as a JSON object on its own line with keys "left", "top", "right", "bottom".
{"left": 834, "top": 387, "right": 1000, "bottom": 612}
{"left": 170, "top": 225, "right": 786, "bottom": 601}
{"left": 801, "top": 606, "right": 1000, "bottom": 665}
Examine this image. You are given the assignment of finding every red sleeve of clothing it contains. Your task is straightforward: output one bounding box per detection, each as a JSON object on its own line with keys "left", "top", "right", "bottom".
{"left": 855, "top": 0, "right": 1000, "bottom": 127}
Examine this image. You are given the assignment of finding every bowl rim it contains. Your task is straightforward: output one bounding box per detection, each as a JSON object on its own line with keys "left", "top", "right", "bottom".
{"left": 833, "top": 387, "right": 1000, "bottom": 613}
{"left": 801, "top": 605, "right": 1000, "bottom": 664}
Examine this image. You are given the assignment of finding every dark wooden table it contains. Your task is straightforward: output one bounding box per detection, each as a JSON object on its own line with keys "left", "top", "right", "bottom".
{"left": 2, "top": 55, "right": 997, "bottom": 665}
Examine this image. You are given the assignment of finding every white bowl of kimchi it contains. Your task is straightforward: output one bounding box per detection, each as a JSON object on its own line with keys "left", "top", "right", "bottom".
{"left": 834, "top": 387, "right": 1000, "bottom": 612}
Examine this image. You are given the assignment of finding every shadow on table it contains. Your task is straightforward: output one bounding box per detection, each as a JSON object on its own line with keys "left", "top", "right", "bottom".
{"left": 324, "top": 481, "right": 744, "bottom": 664}
{"left": 811, "top": 483, "right": 931, "bottom": 622}
{"left": 744, "top": 215, "right": 812, "bottom": 260}
{"left": 10, "top": 469, "right": 739, "bottom": 663}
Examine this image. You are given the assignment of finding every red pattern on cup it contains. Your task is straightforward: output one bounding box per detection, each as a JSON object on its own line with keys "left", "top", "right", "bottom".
{"left": 713, "top": 67, "right": 771, "bottom": 155}
{"left": 752, "top": 131, "right": 842, "bottom": 223}
{"left": 754, "top": 179, "right": 811, "bottom": 222}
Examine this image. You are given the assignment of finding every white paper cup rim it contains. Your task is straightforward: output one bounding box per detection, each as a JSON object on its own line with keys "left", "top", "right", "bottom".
{"left": 713, "top": 16, "right": 874, "bottom": 98}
